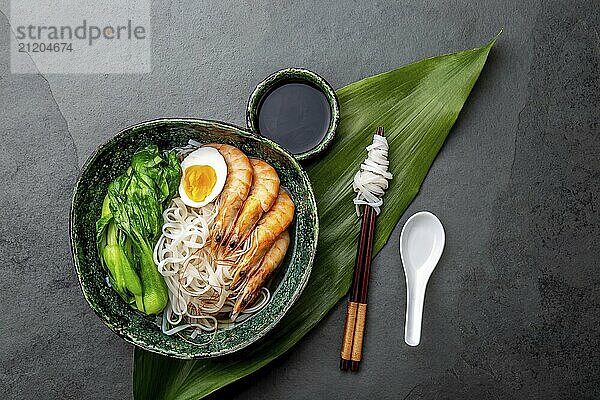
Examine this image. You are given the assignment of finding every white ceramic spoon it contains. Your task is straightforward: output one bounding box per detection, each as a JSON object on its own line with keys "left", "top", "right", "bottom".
{"left": 400, "top": 211, "right": 445, "bottom": 346}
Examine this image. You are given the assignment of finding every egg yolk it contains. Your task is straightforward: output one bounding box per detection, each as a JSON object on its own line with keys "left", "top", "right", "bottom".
{"left": 183, "top": 165, "right": 217, "bottom": 202}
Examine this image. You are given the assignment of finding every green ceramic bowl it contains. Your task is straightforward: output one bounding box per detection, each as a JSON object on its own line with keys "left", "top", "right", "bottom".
{"left": 70, "top": 118, "right": 318, "bottom": 359}
{"left": 246, "top": 68, "right": 340, "bottom": 161}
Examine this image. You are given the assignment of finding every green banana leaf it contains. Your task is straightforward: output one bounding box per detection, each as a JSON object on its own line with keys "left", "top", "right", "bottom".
{"left": 133, "top": 34, "right": 499, "bottom": 400}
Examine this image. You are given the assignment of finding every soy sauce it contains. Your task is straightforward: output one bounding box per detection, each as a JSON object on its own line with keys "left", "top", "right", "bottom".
{"left": 257, "top": 82, "right": 331, "bottom": 154}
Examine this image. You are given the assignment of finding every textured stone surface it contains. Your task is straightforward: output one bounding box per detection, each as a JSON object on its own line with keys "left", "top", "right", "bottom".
{"left": 0, "top": 0, "right": 598, "bottom": 399}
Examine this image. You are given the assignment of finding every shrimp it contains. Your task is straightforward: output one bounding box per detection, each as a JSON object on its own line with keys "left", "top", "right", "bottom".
{"left": 205, "top": 144, "right": 253, "bottom": 250}
{"left": 230, "top": 190, "right": 294, "bottom": 288}
{"left": 232, "top": 230, "right": 290, "bottom": 316}
{"left": 225, "top": 158, "right": 280, "bottom": 253}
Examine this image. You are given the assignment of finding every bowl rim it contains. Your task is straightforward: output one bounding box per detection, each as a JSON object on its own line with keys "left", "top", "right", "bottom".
{"left": 70, "top": 117, "right": 318, "bottom": 359}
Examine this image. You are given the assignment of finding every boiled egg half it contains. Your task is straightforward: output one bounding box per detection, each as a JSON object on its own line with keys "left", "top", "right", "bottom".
{"left": 178, "top": 147, "right": 227, "bottom": 208}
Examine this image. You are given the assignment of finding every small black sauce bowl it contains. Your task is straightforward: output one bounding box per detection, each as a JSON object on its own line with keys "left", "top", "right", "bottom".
{"left": 246, "top": 68, "right": 340, "bottom": 162}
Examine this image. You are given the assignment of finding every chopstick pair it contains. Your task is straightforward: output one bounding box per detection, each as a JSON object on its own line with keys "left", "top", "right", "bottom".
{"left": 339, "top": 127, "right": 383, "bottom": 372}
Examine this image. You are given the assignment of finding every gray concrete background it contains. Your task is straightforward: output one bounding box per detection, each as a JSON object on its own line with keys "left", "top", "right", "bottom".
{"left": 0, "top": 0, "right": 598, "bottom": 399}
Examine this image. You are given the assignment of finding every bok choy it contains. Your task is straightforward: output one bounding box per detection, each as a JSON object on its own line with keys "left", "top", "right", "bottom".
{"left": 96, "top": 145, "right": 181, "bottom": 314}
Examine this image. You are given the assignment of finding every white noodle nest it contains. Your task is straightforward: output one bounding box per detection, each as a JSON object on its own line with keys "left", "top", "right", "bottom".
{"left": 352, "top": 135, "right": 393, "bottom": 216}
{"left": 153, "top": 190, "right": 270, "bottom": 339}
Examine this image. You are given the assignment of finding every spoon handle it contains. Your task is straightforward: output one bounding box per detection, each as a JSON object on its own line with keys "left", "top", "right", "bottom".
{"left": 404, "top": 281, "right": 427, "bottom": 346}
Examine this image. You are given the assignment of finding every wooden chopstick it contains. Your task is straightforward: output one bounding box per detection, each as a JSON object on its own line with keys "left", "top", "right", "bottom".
{"left": 340, "top": 205, "right": 372, "bottom": 370}
{"left": 349, "top": 206, "right": 375, "bottom": 372}
{"left": 340, "top": 127, "right": 384, "bottom": 372}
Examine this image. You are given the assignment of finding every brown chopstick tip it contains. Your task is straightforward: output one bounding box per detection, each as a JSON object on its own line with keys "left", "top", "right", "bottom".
{"left": 340, "top": 359, "right": 350, "bottom": 371}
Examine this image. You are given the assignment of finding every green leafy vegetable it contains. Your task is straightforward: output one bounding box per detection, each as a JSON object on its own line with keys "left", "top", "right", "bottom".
{"left": 133, "top": 34, "right": 499, "bottom": 399}
{"left": 97, "top": 195, "right": 144, "bottom": 309}
{"left": 96, "top": 145, "right": 181, "bottom": 314}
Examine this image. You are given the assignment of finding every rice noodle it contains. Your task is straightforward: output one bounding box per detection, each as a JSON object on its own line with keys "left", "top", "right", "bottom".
{"left": 352, "top": 134, "right": 393, "bottom": 216}
{"left": 153, "top": 179, "right": 270, "bottom": 339}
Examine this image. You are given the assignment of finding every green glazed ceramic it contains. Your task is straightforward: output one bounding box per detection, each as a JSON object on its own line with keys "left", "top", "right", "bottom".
{"left": 70, "top": 118, "right": 318, "bottom": 359}
{"left": 246, "top": 68, "right": 340, "bottom": 161}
